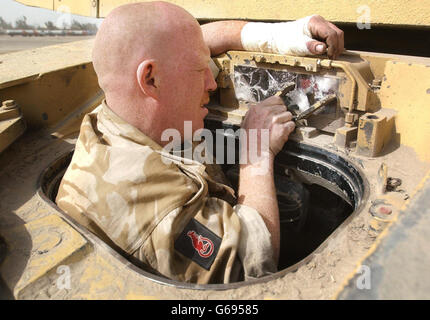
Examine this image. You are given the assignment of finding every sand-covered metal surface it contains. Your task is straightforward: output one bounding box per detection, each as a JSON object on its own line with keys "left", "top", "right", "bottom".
{"left": 1, "top": 127, "right": 428, "bottom": 299}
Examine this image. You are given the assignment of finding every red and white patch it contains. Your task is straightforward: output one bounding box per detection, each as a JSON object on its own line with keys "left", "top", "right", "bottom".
{"left": 174, "top": 218, "right": 221, "bottom": 270}
{"left": 187, "top": 230, "right": 214, "bottom": 258}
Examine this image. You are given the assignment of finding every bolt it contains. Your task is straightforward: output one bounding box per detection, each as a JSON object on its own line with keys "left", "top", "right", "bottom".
{"left": 2, "top": 100, "right": 17, "bottom": 110}
{"left": 387, "top": 177, "right": 402, "bottom": 191}
{"left": 372, "top": 79, "right": 382, "bottom": 86}
{"left": 305, "top": 65, "right": 313, "bottom": 71}
{"left": 345, "top": 112, "right": 358, "bottom": 124}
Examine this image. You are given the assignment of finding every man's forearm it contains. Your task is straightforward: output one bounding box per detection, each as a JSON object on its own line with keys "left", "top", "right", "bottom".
{"left": 201, "top": 20, "right": 247, "bottom": 56}
{"left": 237, "top": 155, "right": 280, "bottom": 264}
{"left": 202, "top": 16, "right": 345, "bottom": 59}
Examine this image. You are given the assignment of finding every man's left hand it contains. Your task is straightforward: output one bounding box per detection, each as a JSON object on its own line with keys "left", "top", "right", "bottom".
{"left": 306, "top": 15, "right": 344, "bottom": 59}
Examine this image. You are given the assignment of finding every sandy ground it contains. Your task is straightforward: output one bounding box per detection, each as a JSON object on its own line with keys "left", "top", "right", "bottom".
{"left": 0, "top": 35, "right": 95, "bottom": 54}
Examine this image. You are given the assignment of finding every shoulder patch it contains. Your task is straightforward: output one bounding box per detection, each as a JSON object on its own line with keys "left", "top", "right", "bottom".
{"left": 174, "top": 218, "right": 221, "bottom": 270}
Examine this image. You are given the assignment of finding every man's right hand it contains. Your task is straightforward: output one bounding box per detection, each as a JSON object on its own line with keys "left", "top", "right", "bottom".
{"left": 241, "top": 96, "right": 296, "bottom": 159}
{"left": 238, "top": 95, "right": 295, "bottom": 264}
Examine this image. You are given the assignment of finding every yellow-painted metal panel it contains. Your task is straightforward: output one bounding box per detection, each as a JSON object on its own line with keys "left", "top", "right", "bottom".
{"left": 379, "top": 60, "right": 430, "bottom": 162}
{"left": 0, "top": 214, "right": 89, "bottom": 298}
{"left": 15, "top": 0, "right": 53, "bottom": 11}
{"left": 0, "top": 39, "right": 94, "bottom": 90}
{"left": 0, "top": 116, "right": 26, "bottom": 153}
{"left": 0, "top": 40, "right": 100, "bottom": 130}
{"left": 99, "top": 0, "right": 430, "bottom": 26}
{"left": 15, "top": 0, "right": 430, "bottom": 26}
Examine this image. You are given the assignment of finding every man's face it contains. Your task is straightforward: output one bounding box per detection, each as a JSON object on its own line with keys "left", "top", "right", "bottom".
{"left": 158, "top": 28, "right": 217, "bottom": 139}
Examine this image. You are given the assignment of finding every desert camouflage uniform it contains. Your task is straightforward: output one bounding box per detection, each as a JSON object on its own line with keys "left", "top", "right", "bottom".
{"left": 56, "top": 101, "right": 276, "bottom": 284}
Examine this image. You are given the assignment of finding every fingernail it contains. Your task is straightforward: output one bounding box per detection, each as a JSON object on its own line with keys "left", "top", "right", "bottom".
{"left": 316, "top": 44, "right": 325, "bottom": 53}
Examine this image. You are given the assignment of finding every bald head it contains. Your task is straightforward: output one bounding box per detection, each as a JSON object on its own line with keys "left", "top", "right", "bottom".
{"left": 93, "top": 1, "right": 201, "bottom": 94}
{"left": 92, "top": 1, "right": 214, "bottom": 146}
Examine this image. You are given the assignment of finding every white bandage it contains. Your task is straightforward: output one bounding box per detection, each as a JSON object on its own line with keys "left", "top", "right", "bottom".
{"left": 240, "top": 16, "right": 315, "bottom": 56}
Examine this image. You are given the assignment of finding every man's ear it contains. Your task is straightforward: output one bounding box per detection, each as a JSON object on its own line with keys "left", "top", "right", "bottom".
{"left": 136, "top": 60, "right": 158, "bottom": 99}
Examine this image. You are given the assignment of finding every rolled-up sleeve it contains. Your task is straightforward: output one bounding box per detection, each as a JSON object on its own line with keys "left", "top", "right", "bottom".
{"left": 234, "top": 204, "right": 277, "bottom": 280}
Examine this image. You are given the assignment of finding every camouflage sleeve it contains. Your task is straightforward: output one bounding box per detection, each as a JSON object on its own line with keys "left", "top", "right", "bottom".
{"left": 133, "top": 197, "right": 276, "bottom": 284}
{"left": 234, "top": 204, "right": 277, "bottom": 280}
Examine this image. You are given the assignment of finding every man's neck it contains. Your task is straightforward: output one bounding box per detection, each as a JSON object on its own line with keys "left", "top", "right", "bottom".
{"left": 105, "top": 95, "right": 167, "bottom": 146}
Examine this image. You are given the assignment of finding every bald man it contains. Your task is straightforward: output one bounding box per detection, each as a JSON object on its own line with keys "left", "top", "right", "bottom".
{"left": 56, "top": 1, "right": 344, "bottom": 284}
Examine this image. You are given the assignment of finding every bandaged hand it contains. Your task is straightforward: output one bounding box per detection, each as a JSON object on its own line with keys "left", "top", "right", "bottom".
{"left": 240, "top": 15, "right": 344, "bottom": 59}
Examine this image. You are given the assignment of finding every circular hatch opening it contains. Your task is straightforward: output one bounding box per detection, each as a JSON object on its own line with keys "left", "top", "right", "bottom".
{"left": 39, "top": 122, "right": 367, "bottom": 290}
